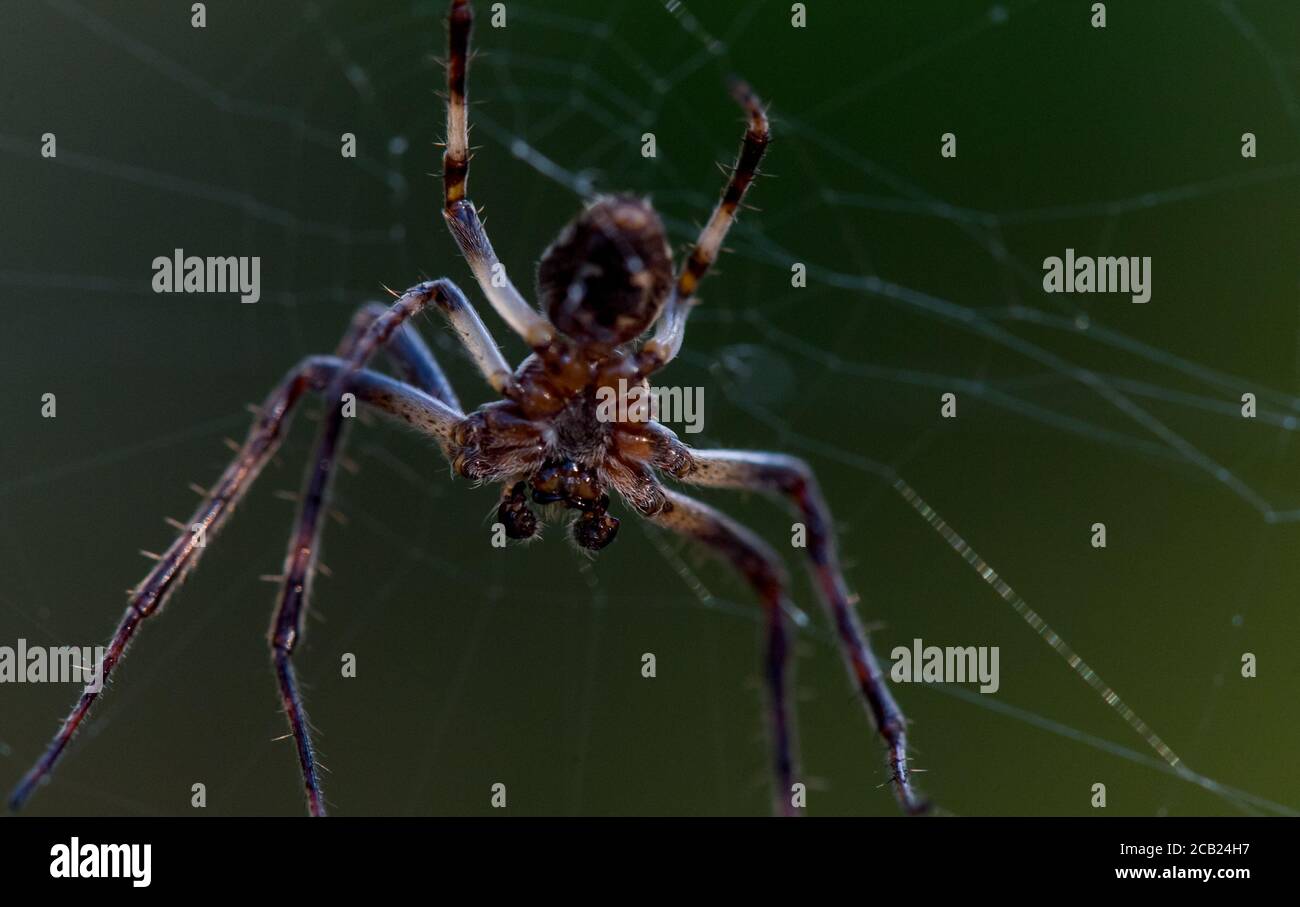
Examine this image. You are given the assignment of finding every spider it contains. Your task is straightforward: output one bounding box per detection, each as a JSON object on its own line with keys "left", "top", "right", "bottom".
{"left": 9, "top": 0, "right": 924, "bottom": 817}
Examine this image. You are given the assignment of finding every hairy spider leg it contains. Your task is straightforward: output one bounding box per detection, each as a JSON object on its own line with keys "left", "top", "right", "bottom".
{"left": 650, "top": 489, "right": 799, "bottom": 816}
{"left": 266, "top": 283, "right": 478, "bottom": 816}
{"left": 8, "top": 285, "right": 464, "bottom": 813}
{"left": 681, "top": 450, "right": 928, "bottom": 814}
{"left": 427, "top": 283, "right": 517, "bottom": 396}
{"left": 442, "top": 0, "right": 555, "bottom": 348}
{"left": 641, "top": 80, "right": 770, "bottom": 374}
{"left": 359, "top": 303, "right": 462, "bottom": 411}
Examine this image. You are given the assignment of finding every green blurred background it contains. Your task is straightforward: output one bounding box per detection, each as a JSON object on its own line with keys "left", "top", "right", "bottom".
{"left": 1, "top": 0, "right": 1298, "bottom": 816}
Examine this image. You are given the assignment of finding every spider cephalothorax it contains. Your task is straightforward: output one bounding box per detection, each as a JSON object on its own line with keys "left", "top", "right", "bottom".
{"left": 11, "top": 0, "right": 926, "bottom": 819}
{"left": 449, "top": 335, "right": 684, "bottom": 550}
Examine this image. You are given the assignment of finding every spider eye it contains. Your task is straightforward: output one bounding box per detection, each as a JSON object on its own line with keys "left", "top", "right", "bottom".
{"left": 537, "top": 194, "right": 673, "bottom": 347}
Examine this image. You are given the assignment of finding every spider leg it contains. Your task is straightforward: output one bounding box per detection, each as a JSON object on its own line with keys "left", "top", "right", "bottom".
{"left": 426, "top": 280, "right": 518, "bottom": 396}
{"left": 678, "top": 450, "right": 929, "bottom": 815}
{"left": 269, "top": 285, "right": 476, "bottom": 817}
{"left": 442, "top": 0, "right": 555, "bottom": 348}
{"left": 649, "top": 489, "right": 799, "bottom": 816}
{"left": 376, "top": 275, "right": 516, "bottom": 399}
{"left": 354, "top": 302, "right": 461, "bottom": 410}
{"left": 8, "top": 284, "right": 463, "bottom": 813}
{"left": 640, "top": 80, "right": 770, "bottom": 375}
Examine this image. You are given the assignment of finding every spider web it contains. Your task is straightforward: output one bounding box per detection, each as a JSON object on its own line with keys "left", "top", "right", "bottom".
{"left": 1, "top": 0, "right": 1298, "bottom": 816}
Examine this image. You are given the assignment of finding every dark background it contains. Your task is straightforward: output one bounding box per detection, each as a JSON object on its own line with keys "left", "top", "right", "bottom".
{"left": 1, "top": 0, "right": 1297, "bottom": 816}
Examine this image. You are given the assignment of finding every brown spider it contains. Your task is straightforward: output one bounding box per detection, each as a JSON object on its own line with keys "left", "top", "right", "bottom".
{"left": 10, "top": 0, "right": 924, "bottom": 817}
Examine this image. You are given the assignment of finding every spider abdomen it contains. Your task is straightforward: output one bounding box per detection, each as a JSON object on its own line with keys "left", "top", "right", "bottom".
{"left": 536, "top": 194, "right": 673, "bottom": 347}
